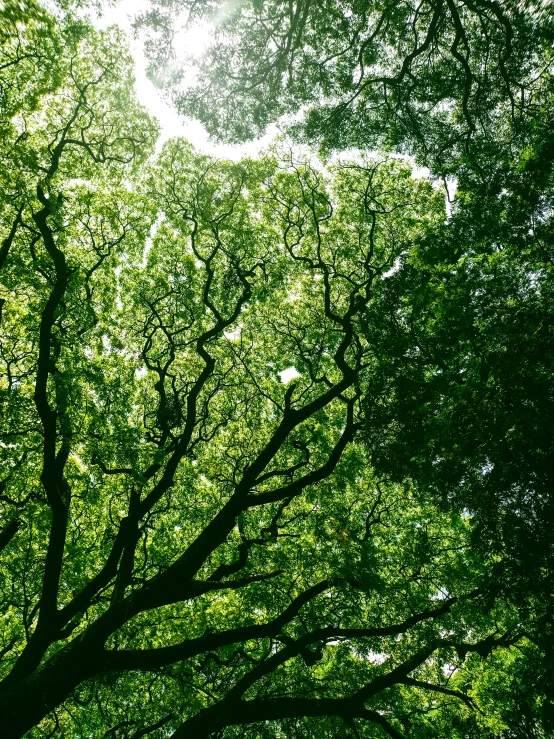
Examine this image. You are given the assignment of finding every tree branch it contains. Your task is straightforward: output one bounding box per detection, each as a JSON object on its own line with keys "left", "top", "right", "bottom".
{"left": 105, "top": 581, "right": 329, "bottom": 672}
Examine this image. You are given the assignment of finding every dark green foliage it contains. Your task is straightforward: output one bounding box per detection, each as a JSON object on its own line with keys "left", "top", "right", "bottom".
{"left": 137, "top": 0, "right": 554, "bottom": 168}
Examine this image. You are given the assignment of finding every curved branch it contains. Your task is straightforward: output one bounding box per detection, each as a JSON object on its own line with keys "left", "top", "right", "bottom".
{"left": 106, "top": 580, "right": 329, "bottom": 671}
{"left": 172, "top": 696, "right": 404, "bottom": 739}
{"left": 401, "top": 677, "right": 477, "bottom": 711}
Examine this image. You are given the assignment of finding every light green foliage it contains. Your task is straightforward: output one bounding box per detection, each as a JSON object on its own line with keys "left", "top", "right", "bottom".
{"left": 0, "top": 3, "right": 551, "bottom": 738}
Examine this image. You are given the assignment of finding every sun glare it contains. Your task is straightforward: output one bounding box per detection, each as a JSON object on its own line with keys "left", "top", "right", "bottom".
{"left": 91, "top": 0, "right": 272, "bottom": 159}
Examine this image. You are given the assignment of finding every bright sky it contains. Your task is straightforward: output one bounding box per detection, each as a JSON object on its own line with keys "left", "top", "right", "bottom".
{"left": 91, "top": 0, "right": 444, "bottom": 198}
{"left": 93, "top": 0, "right": 273, "bottom": 159}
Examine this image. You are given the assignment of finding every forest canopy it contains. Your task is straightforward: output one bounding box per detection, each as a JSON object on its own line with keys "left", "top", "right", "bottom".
{"left": 0, "top": 0, "right": 553, "bottom": 737}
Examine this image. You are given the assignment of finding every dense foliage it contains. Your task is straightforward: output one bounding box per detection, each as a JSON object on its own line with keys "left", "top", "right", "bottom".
{"left": 138, "top": 0, "right": 553, "bottom": 164}
{"left": 0, "top": 0, "right": 552, "bottom": 737}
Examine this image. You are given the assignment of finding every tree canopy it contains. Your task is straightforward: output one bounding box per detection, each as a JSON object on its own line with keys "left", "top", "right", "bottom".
{"left": 138, "top": 0, "right": 553, "bottom": 164}
{"left": 0, "top": 1, "right": 553, "bottom": 737}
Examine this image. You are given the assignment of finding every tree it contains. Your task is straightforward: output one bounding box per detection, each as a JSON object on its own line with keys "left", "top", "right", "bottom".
{"left": 359, "top": 139, "right": 554, "bottom": 734}
{"left": 136, "top": 0, "right": 554, "bottom": 729}
{"left": 0, "top": 2, "right": 551, "bottom": 737}
{"left": 136, "top": 0, "right": 554, "bottom": 166}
